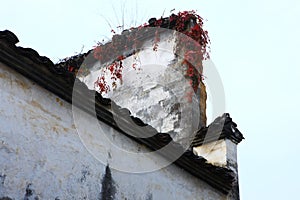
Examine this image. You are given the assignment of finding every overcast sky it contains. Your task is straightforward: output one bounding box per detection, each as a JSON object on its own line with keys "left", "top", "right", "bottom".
{"left": 1, "top": 0, "right": 300, "bottom": 199}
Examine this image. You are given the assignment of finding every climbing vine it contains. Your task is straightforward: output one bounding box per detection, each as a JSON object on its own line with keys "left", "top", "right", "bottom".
{"left": 92, "top": 10, "right": 210, "bottom": 95}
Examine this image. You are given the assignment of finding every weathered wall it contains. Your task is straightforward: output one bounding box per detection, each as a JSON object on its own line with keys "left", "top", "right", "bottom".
{"left": 81, "top": 31, "right": 206, "bottom": 144}
{"left": 0, "top": 62, "right": 226, "bottom": 200}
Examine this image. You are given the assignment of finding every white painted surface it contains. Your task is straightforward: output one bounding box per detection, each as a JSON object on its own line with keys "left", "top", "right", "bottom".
{"left": 193, "top": 139, "right": 239, "bottom": 169}
{"left": 0, "top": 62, "right": 227, "bottom": 199}
{"left": 80, "top": 32, "right": 200, "bottom": 144}
{"left": 193, "top": 140, "right": 227, "bottom": 167}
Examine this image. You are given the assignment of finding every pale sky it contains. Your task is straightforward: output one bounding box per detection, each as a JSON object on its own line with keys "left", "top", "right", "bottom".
{"left": 1, "top": 0, "right": 300, "bottom": 199}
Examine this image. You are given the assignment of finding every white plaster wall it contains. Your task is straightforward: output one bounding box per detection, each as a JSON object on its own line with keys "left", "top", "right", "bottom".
{"left": 0, "top": 62, "right": 226, "bottom": 200}
{"left": 193, "top": 139, "right": 238, "bottom": 168}
{"left": 193, "top": 139, "right": 227, "bottom": 167}
{"left": 80, "top": 32, "right": 200, "bottom": 144}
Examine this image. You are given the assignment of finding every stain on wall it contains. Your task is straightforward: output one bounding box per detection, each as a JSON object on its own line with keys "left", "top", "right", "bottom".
{"left": 0, "top": 197, "right": 13, "bottom": 200}
{"left": 23, "top": 183, "right": 39, "bottom": 200}
{"left": 80, "top": 165, "right": 91, "bottom": 183}
{"left": 100, "top": 165, "right": 116, "bottom": 200}
{"left": 0, "top": 174, "right": 6, "bottom": 185}
{"left": 0, "top": 174, "right": 9, "bottom": 200}
{"left": 145, "top": 192, "right": 153, "bottom": 200}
